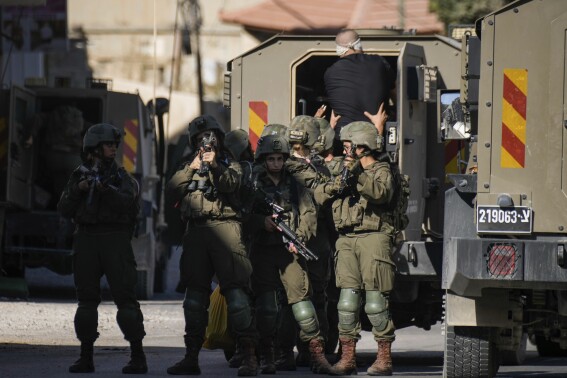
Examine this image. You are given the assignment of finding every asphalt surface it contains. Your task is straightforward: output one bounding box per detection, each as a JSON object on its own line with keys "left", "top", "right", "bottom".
{"left": 1, "top": 247, "right": 566, "bottom": 377}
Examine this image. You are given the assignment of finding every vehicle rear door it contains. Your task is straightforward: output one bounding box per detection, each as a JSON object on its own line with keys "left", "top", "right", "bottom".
{"left": 7, "top": 86, "right": 35, "bottom": 209}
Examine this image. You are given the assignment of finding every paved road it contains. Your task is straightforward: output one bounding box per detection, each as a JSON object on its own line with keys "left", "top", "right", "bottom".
{"left": 1, "top": 248, "right": 566, "bottom": 377}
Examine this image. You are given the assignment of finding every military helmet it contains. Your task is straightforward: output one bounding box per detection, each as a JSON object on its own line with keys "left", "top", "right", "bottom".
{"left": 225, "top": 129, "right": 250, "bottom": 160}
{"left": 340, "top": 121, "right": 380, "bottom": 151}
{"left": 255, "top": 123, "right": 289, "bottom": 159}
{"left": 187, "top": 114, "right": 225, "bottom": 147}
{"left": 83, "top": 123, "right": 122, "bottom": 152}
{"left": 260, "top": 123, "right": 289, "bottom": 140}
{"left": 255, "top": 134, "right": 290, "bottom": 160}
{"left": 287, "top": 115, "right": 320, "bottom": 148}
{"left": 314, "top": 118, "right": 335, "bottom": 152}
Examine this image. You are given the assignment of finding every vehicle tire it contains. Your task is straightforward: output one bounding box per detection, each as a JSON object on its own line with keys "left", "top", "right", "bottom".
{"left": 136, "top": 268, "right": 155, "bottom": 300}
{"left": 444, "top": 326, "right": 500, "bottom": 378}
{"left": 535, "top": 335, "right": 567, "bottom": 357}
{"left": 501, "top": 332, "right": 527, "bottom": 365}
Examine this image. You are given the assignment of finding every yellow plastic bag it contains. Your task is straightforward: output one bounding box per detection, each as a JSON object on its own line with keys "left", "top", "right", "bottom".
{"left": 202, "top": 286, "right": 235, "bottom": 351}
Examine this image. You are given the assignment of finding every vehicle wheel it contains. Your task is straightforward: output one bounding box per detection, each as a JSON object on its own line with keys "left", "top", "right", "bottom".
{"left": 444, "top": 326, "right": 500, "bottom": 378}
{"left": 501, "top": 332, "right": 527, "bottom": 365}
{"left": 136, "top": 268, "right": 155, "bottom": 300}
{"left": 535, "top": 335, "right": 567, "bottom": 357}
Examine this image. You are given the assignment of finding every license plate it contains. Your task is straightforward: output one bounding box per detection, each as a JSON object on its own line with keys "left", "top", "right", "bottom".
{"left": 476, "top": 206, "right": 532, "bottom": 234}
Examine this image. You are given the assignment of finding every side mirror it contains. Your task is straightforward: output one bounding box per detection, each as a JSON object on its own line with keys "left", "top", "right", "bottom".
{"left": 437, "top": 90, "right": 470, "bottom": 141}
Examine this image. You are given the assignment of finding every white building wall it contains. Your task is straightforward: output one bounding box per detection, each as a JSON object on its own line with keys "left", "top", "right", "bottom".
{"left": 67, "top": 0, "right": 263, "bottom": 141}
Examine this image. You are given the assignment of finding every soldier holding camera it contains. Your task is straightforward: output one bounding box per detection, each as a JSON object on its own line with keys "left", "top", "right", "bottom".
{"left": 166, "top": 115, "right": 258, "bottom": 376}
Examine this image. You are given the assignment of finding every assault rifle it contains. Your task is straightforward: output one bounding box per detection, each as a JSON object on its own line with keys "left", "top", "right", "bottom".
{"left": 197, "top": 133, "right": 217, "bottom": 175}
{"left": 263, "top": 194, "right": 318, "bottom": 261}
{"left": 78, "top": 160, "right": 119, "bottom": 205}
{"left": 337, "top": 165, "right": 350, "bottom": 194}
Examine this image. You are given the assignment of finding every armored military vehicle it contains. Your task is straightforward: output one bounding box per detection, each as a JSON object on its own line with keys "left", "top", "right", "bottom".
{"left": 0, "top": 84, "right": 170, "bottom": 300}
{"left": 223, "top": 0, "right": 567, "bottom": 375}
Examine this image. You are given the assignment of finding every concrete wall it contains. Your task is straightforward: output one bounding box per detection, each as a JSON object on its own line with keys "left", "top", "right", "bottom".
{"left": 67, "top": 0, "right": 263, "bottom": 141}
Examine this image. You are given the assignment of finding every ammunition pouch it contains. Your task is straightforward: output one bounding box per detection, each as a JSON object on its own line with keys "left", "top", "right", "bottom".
{"left": 331, "top": 196, "right": 383, "bottom": 233}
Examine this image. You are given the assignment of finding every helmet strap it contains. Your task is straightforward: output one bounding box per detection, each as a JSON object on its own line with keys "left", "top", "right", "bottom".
{"left": 351, "top": 146, "right": 371, "bottom": 163}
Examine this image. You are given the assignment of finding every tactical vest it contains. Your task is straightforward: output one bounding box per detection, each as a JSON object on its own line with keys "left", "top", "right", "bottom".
{"left": 251, "top": 173, "right": 301, "bottom": 246}
{"left": 331, "top": 161, "right": 394, "bottom": 234}
{"left": 72, "top": 163, "right": 137, "bottom": 228}
{"left": 180, "top": 163, "right": 240, "bottom": 221}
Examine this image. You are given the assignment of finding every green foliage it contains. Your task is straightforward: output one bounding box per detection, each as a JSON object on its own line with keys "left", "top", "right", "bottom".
{"left": 430, "top": 0, "right": 515, "bottom": 28}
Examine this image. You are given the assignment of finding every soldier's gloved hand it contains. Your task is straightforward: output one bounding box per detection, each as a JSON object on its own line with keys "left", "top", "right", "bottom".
{"left": 264, "top": 215, "right": 278, "bottom": 232}
{"left": 347, "top": 159, "right": 363, "bottom": 176}
{"left": 324, "top": 175, "right": 343, "bottom": 195}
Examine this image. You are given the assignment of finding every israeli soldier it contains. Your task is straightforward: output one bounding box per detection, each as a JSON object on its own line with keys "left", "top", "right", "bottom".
{"left": 314, "top": 121, "right": 396, "bottom": 376}
{"left": 244, "top": 134, "right": 333, "bottom": 374}
{"left": 255, "top": 123, "right": 300, "bottom": 372}
{"left": 285, "top": 115, "right": 334, "bottom": 365}
{"left": 57, "top": 123, "right": 147, "bottom": 374}
{"left": 314, "top": 117, "right": 342, "bottom": 177}
{"left": 223, "top": 128, "right": 254, "bottom": 369}
{"left": 166, "top": 115, "right": 258, "bottom": 377}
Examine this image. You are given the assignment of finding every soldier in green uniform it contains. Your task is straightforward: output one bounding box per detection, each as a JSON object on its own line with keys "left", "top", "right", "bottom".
{"left": 315, "top": 121, "right": 396, "bottom": 376}
{"left": 57, "top": 123, "right": 147, "bottom": 374}
{"left": 166, "top": 115, "right": 258, "bottom": 376}
{"left": 254, "top": 124, "right": 301, "bottom": 372}
{"left": 244, "top": 134, "right": 333, "bottom": 374}
{"left": 285, "top": 115, "right": 334, "bottom": 365}
{"left": 223, "top": 128, "right": 254, "bottom": 369}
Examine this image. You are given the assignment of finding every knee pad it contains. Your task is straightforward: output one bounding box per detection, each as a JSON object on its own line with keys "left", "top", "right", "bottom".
{"left": 224, "top": 288, "right": 253, "bottom": 333}
{"left": 337, "top": 289, "right": 361, "bottom": 330}
{"left": 183, "top": 290, "right": 209, "bottom": 333}
{"left": 116, "top": 306, "right": 146, "bottom": 342}
{"left": 74, "top": 302, "right": 100, "bottom": 343}
{"left": 364, "top": 290, "right": 390, "bottom": 333}
{"left": 292, "top": 300, "right": 319, "bottom": 337}
{"left": 255, "top": 291, "right": 278, "bottom": 336}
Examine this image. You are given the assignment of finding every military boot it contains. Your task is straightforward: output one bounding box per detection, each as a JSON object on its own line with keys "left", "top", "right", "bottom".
{"left": 308, "top": 338, "right": 332, "bottom": 374}
{"left": 329, "top": 337, "right": 357, "bottom": 376}
{"left": 237, "top": 337, "right": 258, "bottom": 376}
{"left": 167, "top": 337, "right": 201, "bottom": 375}
{"left": 367, "top": 339, "right": 393, "bottom": 376}
{"left": 274, "top": 347, "right": 296, "bottom": 371}
{"left": 258, "top": 337, "right": 276, "bottom": 374}
{"left": 69, "top": 342, "right": 95, "bottom": 373}
{"left": 122, "top": 340, "right": 148, "bottom": 374}
{"left": 228, "top": 343, "right": 244, "bottom": 368}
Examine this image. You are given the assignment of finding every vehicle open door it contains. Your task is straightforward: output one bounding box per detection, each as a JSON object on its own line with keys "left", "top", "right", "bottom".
{"left": 396, "top": 43, "right": 435, "bottom": 242}
{"left": 107, "top": 91, "right": 158, "bottom": 299}
{"left": 7, "top": 86, "right": 36, "bottom": 210}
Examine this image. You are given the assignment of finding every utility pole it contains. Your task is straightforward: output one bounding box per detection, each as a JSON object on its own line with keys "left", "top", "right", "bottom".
{"left": 398, "top": 0, "right": 405, "bottom": 30}
{"left": 180, "top": 0, "right": 204, "bottom": 114}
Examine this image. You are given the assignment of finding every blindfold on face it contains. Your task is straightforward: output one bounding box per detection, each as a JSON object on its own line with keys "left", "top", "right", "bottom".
{"left": 336, "top": 38, "right": 362, "bottom": 56}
